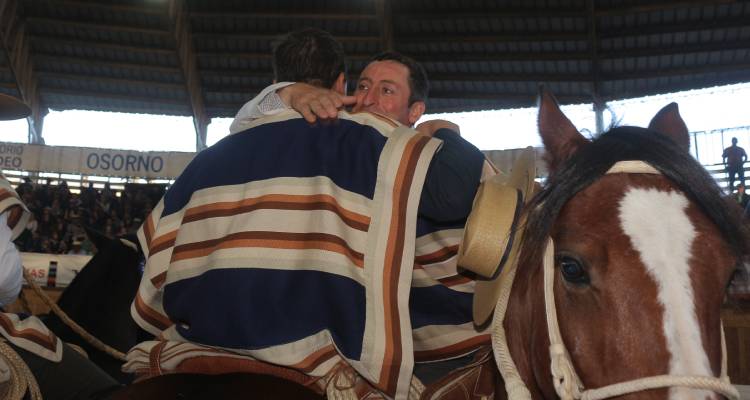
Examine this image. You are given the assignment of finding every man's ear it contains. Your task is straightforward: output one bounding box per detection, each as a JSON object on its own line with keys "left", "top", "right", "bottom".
{"left": 408, "top": 101, "right": 426, "bottom": 126}
{"left": 332, "top": 73, "right": 346, "bottom": 95}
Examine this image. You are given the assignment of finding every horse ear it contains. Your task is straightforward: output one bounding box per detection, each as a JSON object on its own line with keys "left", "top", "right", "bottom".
{"left": 648, "top": 103, "right": 690, "bottom": 152}
{"left": 537, "top": 89, "right": 589, "bottom": 172}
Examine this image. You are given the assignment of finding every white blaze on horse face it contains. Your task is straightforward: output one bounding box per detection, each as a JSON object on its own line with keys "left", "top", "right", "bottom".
{"left": 618, "top": 187, "right": 717, "bottom": 400}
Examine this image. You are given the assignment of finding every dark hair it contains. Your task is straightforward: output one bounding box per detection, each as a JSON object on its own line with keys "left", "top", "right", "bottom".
{"left": 272, "top": 28, "right": 346, "bottom": 89}
{"left": 369, "top": 51, "right": 429, "bottom": 105}
{"left": 520, "top": 126, "right": 749, "bottom": 269}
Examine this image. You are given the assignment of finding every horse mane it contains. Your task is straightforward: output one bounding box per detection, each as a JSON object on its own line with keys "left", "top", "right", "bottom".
{"left": 519, "top": 126, "right": 750, "bottom": 270}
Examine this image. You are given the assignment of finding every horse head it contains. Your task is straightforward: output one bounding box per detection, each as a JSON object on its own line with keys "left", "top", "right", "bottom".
{"left": 502, "top": 91, "right": 747, "bottom": 399}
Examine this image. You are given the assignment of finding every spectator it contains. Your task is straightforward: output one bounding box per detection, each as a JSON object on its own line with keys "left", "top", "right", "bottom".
{"left": 723, "top": 137, "right": 747, "bottom": 191}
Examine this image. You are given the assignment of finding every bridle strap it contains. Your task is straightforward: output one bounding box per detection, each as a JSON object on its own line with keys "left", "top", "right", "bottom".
{"left": 542, "top": 237, "right": 739, "bottom": 400}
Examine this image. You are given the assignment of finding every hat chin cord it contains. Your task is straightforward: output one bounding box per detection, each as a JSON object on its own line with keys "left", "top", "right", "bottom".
{"left": 491, "top": 160, "right": 740, "bottom": 400}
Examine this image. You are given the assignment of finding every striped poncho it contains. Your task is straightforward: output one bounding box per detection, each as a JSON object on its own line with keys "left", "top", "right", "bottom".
{"left": 0, "top": 176, "right": 62, "bottom": 365}
{"left": 127, "top": 111, "right": 489, "bottom": 399}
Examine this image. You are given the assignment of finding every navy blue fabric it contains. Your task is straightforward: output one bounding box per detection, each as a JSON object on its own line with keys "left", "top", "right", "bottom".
{"left": 409, "top": 285, "right": 474, "bottom": 329}
{"left": 419, "top": 129, "right": 484, "bottom": 223}
{"left": 163, "top": 118, "right": 387, "bottom": 216}
{"left": 164, "top": 269, "right": 366, "bottom": 359}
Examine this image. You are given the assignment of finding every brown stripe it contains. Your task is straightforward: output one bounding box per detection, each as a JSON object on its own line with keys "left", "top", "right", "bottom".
{"left": 0, "top": 313, "right": 58, "bottom": 353}
{"left": 150, "top": 271, "right": 167, "bottom": 288}
{"left": 415, "top": 245, "right": 459, "bottom": 265}
{"left": 142, "top": 213, "right": 155, "bottom": 250}
{"left": 135, "top": 294, "right": 172, "bottom": 331}
{"left": 380, "top": 135, "right": 430, "bottom": 394}
{"left": 0, "top": 190, "right": 14, "bottom": 203}
{"left": 183, "top": 194, "right": 370, "bottom": 231}
{"left": 414, "top": 334, "right": 491, "bottom": 362}
{"left": 149, "top": 230, "right": 178, "bottom": 256}
{"left": 291, "top": 345, "right": 338, "bottom": 373}
{"left": 170, "top": 231, "right": 364, "bottom": 268}
{"left": 349, "top": 111, "right": 399, "bottom": 128}
{"left": 437, "top": 274, "right": 473, "bottom": 287}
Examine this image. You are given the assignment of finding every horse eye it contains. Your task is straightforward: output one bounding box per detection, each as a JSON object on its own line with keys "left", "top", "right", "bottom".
{"left": 558, "top": 255, "right": 590, "bottom": 285}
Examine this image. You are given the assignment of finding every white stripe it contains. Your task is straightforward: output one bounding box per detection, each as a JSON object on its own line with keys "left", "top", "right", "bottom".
{"left": 619, "top": 188, "right": 717, "bottom": 400}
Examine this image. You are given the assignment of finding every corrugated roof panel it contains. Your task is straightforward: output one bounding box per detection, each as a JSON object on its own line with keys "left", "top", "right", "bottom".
{"left": 30, "top": 39, "right": 178, "bottom": 68}
{"left": 42, "top": 93, "right": 190, "bottom": 116}
{"left": 32, "top": 56, "right": 183, "bottom": 84}
{"left": 37, "top": 75, "right": 186, "bottom": 102}
{"left": 24, "top": 0, "right": 168, "bottom": 30}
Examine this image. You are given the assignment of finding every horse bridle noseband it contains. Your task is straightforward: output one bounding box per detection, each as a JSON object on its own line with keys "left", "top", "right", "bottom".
{"left": 492, "top": 160, "right": 740, "bottom": 400}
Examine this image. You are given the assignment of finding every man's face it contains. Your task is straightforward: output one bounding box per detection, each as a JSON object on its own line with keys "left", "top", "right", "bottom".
{"left": 352, "top": 60, "right": 424, "bottom": 126}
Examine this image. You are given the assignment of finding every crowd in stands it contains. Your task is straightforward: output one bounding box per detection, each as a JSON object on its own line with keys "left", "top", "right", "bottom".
{"left": 12, "top": 178, "right": 165, "bottom": 255}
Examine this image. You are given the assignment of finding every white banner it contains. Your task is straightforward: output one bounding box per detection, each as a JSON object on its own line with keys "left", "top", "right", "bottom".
{"left": 0, "top": 142, "right": 195, "bottom": 179}
{"left": 21, "top": 252, "right": 92, "bottom": 288}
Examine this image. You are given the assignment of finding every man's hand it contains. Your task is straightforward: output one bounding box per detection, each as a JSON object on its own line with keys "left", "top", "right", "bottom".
{"left": 416, "top": 119, "right": 460, "bottom": 137}
{"left": 278, "top": 83, "right": 356, "bottom": 123}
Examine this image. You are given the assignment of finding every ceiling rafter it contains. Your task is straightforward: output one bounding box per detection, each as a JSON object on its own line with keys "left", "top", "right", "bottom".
{"left": 599, "top": 17, "right": 749, "bottom": 39}
{"left": 31, "top": 0, "right": 167, "bottom": 15}
{"left": 167, "top": 0, "right": 209, "bottom": 150}
{"left": 26, "top": 17, "right": 170, "bottom": 37}
{"left": 0, "top": 0, "right": 45, "bottom": 143}
{"left": 29, "top": 35, "right": 176, "bottom": 56}
{"left": 375, "top": 0, "right": 393, "bottom": 52}
{"left": 190, "top": 11, "right": 376, "bottom": 20}
{"left": 37, "top": 71, "right": 186, "bottom": 91}
{"left": 595, "top": 0, "right": 736, "bottom": 16}
{"left": 33, "top": 53, "right": 182, "bottom": 75}
{"left": 43, "top": 87, "right": 188, "bottom": 106}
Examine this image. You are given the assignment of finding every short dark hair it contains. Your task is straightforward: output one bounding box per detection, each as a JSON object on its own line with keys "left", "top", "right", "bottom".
{"left": 368, "top": 51, "right": 429, "bottom": 105}
{"left": 272, "top": 28, "right": 346, "bottom": 89}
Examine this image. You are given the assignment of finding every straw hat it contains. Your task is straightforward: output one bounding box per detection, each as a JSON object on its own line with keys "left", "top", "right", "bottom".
{"left": 0, "top": 93, "right": 30, "bottom": 121}
{"left": 456, "top": 147, "right": 537, "bottom": 326}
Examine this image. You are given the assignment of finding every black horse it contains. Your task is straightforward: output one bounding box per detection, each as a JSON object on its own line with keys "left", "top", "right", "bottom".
{"left": 42, "top": 228, "right": 150, "bottom": 383}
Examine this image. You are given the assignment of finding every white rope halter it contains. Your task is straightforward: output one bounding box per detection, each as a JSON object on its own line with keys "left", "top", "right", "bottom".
{"left": 492, "top": 160, "right": 740, "bottom": 400}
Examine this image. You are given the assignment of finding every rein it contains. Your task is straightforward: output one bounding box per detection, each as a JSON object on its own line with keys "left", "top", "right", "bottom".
{"left": 22, "top": 269, "right": 127, "bottom": 361}
{"left": 492, "top": 160, "right": 740, "bottom": 400}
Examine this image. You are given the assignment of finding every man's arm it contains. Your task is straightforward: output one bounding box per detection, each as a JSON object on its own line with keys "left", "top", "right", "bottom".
{"left": 229, "top": 82, "right": 295, "bottom": 134}
{"left": 416, "top": 121, "right": 485, "bottom": 222}
{"left": 278, "top": 83, "right": 356, "bottom": 123}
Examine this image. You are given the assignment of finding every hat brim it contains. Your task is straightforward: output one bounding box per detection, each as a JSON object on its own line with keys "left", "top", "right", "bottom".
{"left": 0, "top": 94, "right": 30, "bottom": 121}
{"left": 467, "top": 147, "right": 538, "bottom": 326}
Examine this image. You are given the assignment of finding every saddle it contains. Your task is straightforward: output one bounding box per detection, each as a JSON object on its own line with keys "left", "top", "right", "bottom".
{"left": 123, "top": 345, "right": 497, "bottom": 400}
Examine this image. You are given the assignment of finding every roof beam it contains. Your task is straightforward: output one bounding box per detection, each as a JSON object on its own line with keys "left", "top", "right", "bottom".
{"left": 36, "top": 71, "right": 186, "bottom": 91}
{"left": 191, "top": 32, "right": 377, "bottom": 44}
{"left": 26, "top": 17, "right": 170, "bottom": 37}
{"left": 601, "top": 62, "right": 750, "bottom": 81}
{"left": 598, "top": 40, "right": 750, "bottom": 59}
{"left": 190, "top": 11, "right": 376, "bottom": 21}
{"left": 196, "top": 51, "right": 372, "bottom": 62}
{"left": 0, "top": 0, "right": 45, "bottom": 143}
{"left": 167, "top": 0, "right": 208, "bottom": 151}
{"left": 430, "top": 72, "right": 594, "bottom": 83}
{"left": 33, "top": 53, "right": 182, "bottom": 75}
{"left": 595, "top": 0, "right": 736, "bottom": 16}
{"left": 395, "top": 9, "right": 587, "bottom": 19}
{"left": 375, "top": 0, "right": 394, "bottom": 52}
{"left": 32, "top": 0, "right": 167, "bottom": 15}
{"left": 587, "top": 0, "right": 604, "bottom": 134}
{"left": 401, "top": 32, "right": 589, "bottom": 43}
{"left": 29, "top": 35, "right": 176, "bottom": 56}
{"left": 43, "top": 88, "right": 189, "bottom": 107}
{"left": 598, "top": 17, "right": 749, "bottom": 39}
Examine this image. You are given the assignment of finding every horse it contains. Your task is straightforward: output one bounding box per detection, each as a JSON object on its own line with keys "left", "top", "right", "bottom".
{"left": 41, "top": 228, "right": 149, "bottom": 384}
{"left": 492, "top": 92, "right": 747, "bottom": 400}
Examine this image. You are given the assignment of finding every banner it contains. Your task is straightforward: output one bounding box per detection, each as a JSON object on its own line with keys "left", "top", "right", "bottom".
{"left": 0, "top": 142, "right": 195, "bottom": 179}
{"left": 21, "top": 252, "right": 92, "bottom": 288}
